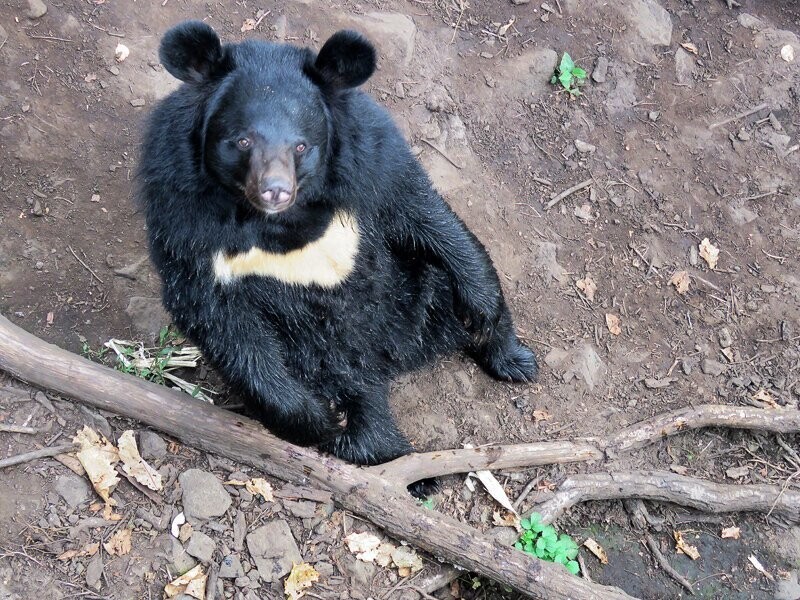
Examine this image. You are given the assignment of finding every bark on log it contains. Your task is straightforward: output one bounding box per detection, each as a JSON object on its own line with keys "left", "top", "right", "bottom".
{"left": 0, "top": 315, "right": 633, "bottom": 600}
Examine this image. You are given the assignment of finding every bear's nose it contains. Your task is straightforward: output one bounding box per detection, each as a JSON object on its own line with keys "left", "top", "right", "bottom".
{"left": 260, "top": 178, "right": 293, "bottom": 205}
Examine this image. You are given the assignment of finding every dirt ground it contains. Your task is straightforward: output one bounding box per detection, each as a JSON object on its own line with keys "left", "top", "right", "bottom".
{"left": 1, "top": 0, "right": 799, "bottom": 598}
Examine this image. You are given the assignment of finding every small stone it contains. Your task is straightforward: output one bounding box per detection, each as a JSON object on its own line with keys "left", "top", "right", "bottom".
{"left": 107, "top": 66, "right": 120, "bottom": 76}
{"left": 186, "top": 531, "right": 215, "bottom": 563}
{"left": 315, "top": 561, "right": 334, "bottom": 578}
{"left": 769, "top": 112, "right": 783, "bottom": 131}
{"left": 689, "top": 245, "right": 699, "bottom": 266}
{"left": 479, "top": 52, "right": 494, "bottom": 59}
{"left": 725, "top": 466, "right": 749, "bottom": 479}
{"left": 234, "top": 576, "right": 251, "bottom": 588}
{"left": 701, "top": 359, "right": 726, "bottom": 376}
{"left": 648, "top": 111, "right": 660, "bottom": 121}
{"left": 681, "top": 359, "right": 693, "bottom": 375}
{"left": 35, "top": 261, "right": 44, "bottom": 270}
{"left": 130, "top": 98, "right": 146, "bottom": 107}
{"left": 247, "top": 521, "right": 301, "bottom": 583}
{"left": 284, "top": 500, "right": 317, "bottom": 519}
{"left": 592, "top": 56, "right": 609, "bottom": 83}
{"left": 394, "top": 82, "right": 405, "bottom": 98}
{"left": 218, "top": 554, "right": 244, "bottom": 579}
{"left": 27, "top": 0, "right": 47, "bottom": 19}
{"left": 737, "top": 129, "right": 751, "bottom": 141}
{"left": 574, "top": 139, "right": 596, "bottom": 154}
{"left": 53, "top": 474, "right": 90, "bottom": 508}
{"left": 31, "top": 199, "right": 44, "bottom": 216}
{"left": 139, "top": 430, "right": 167, "bottom": 460}
{"left": 85, "top": 553, "right": 103, "bottom": 589}
{"left": 179, "top": 470, "right": 231, "bottom": 520}
{"left": 511, "top": 0, "right": 530, "bottom": 4}
{"left": 718, "top": 327, "right": 733, "bottom": 349}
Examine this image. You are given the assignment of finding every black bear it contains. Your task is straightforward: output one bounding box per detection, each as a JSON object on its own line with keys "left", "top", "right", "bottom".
{"left": 138, "top": 21, "right": 537, "bottom": 495}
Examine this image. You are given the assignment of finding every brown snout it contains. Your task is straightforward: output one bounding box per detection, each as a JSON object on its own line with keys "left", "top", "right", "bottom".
{"left": 246, "top": 146, "right": 296, "bottom": 214}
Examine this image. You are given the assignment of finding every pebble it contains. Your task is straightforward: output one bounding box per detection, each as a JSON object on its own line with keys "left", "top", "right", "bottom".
{"left": 218, "top": 554, "right": 244, "bottom": 579}
{"left": 186, "top": 530, "right": 216, "bottom": 563}
{"left": 648, "top": 111, "right": 660, "bottom": 122}
{"left": 53, "top": 474, "right": 90, "bottom": 508}
{"left": 574, "top": 139, "right": 596, "bottom": 154}
{"left": 246, "top": 521, "right": 301, "bottom": 583}
{"left": 139, "top": 430, "right": 167, "bottom": 460}
{"left": 107, "top": 65, "right": 120, "bottom": 76}
{"left": 130, "top": 98, "right": 146, "bottom": 107}
{"left": 27, "top": 0, "right": 47, "bottom": 19}
{"left": 511, "top": 0, "right": 531, "bottom": 4}
{"left": 31, "top": 199, "right": 44, "bottom": 216}
{"left": 85, "top": 553, "right": 103, "bottom": 589}
{"left": 179, "top": 469, "right": 231, "bottom": 520}
{"left": 689, "top": 245, "right": 699, "bottom": 266}
{"left": 701, "top": 358, "right": 726, "bottom": 376}
{"left": 592, "top": 56, "right": 609, "bottom": 83}
{"left": 718, "top": 327, "right": 733, "bottom": 348}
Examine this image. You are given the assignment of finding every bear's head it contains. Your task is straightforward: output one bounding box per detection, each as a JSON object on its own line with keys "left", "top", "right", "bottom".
{"left": 159, "top": 21, "right": 376, "bottom": 215}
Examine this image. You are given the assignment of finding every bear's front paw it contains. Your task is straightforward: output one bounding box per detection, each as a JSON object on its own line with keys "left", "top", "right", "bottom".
{"left": 476, "top": 338, "right": 539, "bottom": 383}
{"left": 454, "top": 289, "right": 502, "bottom": 345}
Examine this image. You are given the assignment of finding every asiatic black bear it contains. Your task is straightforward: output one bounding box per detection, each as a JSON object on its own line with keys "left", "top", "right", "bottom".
{"left": 138, "top": 21, "right": 537, "bottom": 495}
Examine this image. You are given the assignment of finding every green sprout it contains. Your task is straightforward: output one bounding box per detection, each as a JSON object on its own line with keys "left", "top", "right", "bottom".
{"left": 550, "top": 53, "right": 587, "bottom": 96}
{"left": 514, "top": 512, "right": 580, "bottom": 575}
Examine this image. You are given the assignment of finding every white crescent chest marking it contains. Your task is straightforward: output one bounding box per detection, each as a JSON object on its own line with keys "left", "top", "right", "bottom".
{"left": 213, "top": 211, "right": 360, "bottom": 288}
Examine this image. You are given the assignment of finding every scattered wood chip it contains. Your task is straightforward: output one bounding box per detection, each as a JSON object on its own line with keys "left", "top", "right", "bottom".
{"left": 118, "top": 430, "right": 162, "bottom": 491}
{"left": 699, "top": 238, "right": 719, "bottom": 269}
{"left": 492, "top": 510, "right": 520, "bottom": 528}
{"left": 58, "top": 542, "right": 99, "bottom": 561}
{"left": 103, "top": 528, "right": 132, "bottom": 556}
{"left": 721, "top": 526, "right": 741, "bottom": 540}
{"left": 673, "top": 531, "right": 700, "bottom": 560}
{"left": 164, "top": 564, "right": 207, "bottom": 599}
{"left": 725, "top": 466, "right": 749, "bottom": 479}
{"left": 344, "top": 532, "right": 382, "bottom": 562}
{"left": 576, "top": 276, "right": 597, "bottom": 301}
{"left": 644, "top": 378, "right": 674, "bottom": 389}
{"left": 472, "top": 469, "right": 517, "bottom": 514}
{"left": 73, "top": 426, "right": 120, "bottom": 508}
{"left": 605, "top": 313, "right": 622, "bottom": 336}
{"left": 225, "top": 477, "right": 274, "bottom": 500}
{"left": 241, "top": 18, "right": 257, "bottom": 32}
{"left": 748, "top": 554, "right": 774, "bottom": 581}
{"left": 171, "top": 512, "right": 186, "bottom": 538}
{"left": 680, "top": 42, "right": 699, "bottom": 55}
{"left": 284, "top": 562, "right": 319, "bottom": 600}
{"left": 583, "top": 538, "right": 609, "bottom": 564}
{"left": 752, "top": 389, "right": 779, "bottom": 408}
{"left": 114, "top": 43, "right": 129, "bottom": 62}
{"left": 179, "top": 522, "right": 193, "bottom": 544}
{"left": 391, "top": 544, "right": 423, "bottom": 576}
{"left": 670, "top": 464, "right": 689, "bottom": 475}
{"left": 669, "top": 270, "right": 690, "bottom": 294}
{"left": 531, "top": 409, "right": 552, "bottom": 423}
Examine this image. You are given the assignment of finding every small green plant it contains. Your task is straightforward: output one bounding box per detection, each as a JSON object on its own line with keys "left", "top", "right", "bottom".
{"left": 514, "top": 512, "right": 580, "bottom": 575}
{"left": 550, "top": 53, "right": 587, "bottom": 96}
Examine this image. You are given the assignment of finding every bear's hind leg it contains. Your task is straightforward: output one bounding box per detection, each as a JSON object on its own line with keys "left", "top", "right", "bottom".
{"left": 321, "top": 384, "right": 437, "bottom": 498}
{"left": 468, "top": 308, "right": 539, "bottom": 383}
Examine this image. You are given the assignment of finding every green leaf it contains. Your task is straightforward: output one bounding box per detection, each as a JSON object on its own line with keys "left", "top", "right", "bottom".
{"left": 566, "top": 546, "right": 579, "bottom": 560}
{"left": 535, "top": 537, "right": 547, "bottom": 552}
{"left": 524, "top": 542, "right": 534, "bottom": 554}
{"left": 514, "top": 542, "right": 523, "bottom": 550}
{"left": 566, "top": 560, "right": 580, "bottom": 575}
{"left": 520, "top": 518, "right": 532, "bottom": 530}
{"left": 571, "top": 67, "right": 587, "bottom": 80}
{"left": 559, "top": 53, "right": 575, "bottom": 75}
{"left": 529, "top": 513, "right": 543, "bottom": 525}
{"left": 550, "top": 75, "right": 558, "bottom": 85}
{"left": 541, "top": 526, "right": 558, "bottom": 540}
{"left": 421, "top": 498, "right": 435, "bottom": 509}
{"left": 554, "top": 553, "right": 568, "bottom": 565}
{"left": 158, "top": 325, "right": 169, "bottom": 346}
{"left": 559, "top": 70, "right": 573, "bottom": 90}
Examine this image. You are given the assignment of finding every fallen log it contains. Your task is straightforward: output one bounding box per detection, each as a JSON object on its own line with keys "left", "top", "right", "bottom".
{"left": 0, "top": 314, "right": 633, "bottom": 600}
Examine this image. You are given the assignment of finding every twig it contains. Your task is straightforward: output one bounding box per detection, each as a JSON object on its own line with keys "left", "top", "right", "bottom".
{"left": 644, "top": 534, "right": 694, "bottom": 595}
{"left": 420, "top": 138, "right": 463, "bottom": 170}
{"left": 545, "top": 179, "right": 593, "bottom": 210}
{"left": 741, "top": 190, "right": 778, "bottom": 201}
{"left": 0, "top": 424, "right": 39, "bottom": 434}
{"left": 0, "top": 443, "right": 78, "bottom": 469}
{"left": 577, "top": 553, "right": 591, "bottom": 582}
{"left": 27, "top": 34, "right": 74, "bottom": 43}
{"left": 709, "top": 103, "right": 769, "bottom": 130}
{"left": 513, "top": 474, "right": 545, "bottom": 509}
{"left": 530, "top": 471, "right": 800, "bottom": 525}
{"left": 68, "top": 246, "right": 104, "bottom": 283}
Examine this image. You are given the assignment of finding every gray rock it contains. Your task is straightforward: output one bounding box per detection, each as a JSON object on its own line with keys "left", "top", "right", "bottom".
{"left": 718, "top": 327, "right": 733, "bottom": 349}
{"left": 315, "top": 561, "right": 334, "bottom": 578}
{"left": 186, "top": 531, "right": 215, "bottom": 563}
{"left": 648, "top": 111, "right": 660, "bottom": 121}
{"left": 27, "top": 0, "right": 47, "bottom": 19}
{"left": 78, "top": 405, "right": 113, "bottom": 440}
{"left": 674, "top": 48, "right": 696, "bottom": 86}
{"left": 179, "top": 470, "right": 231, "bottom": 520}
{"left": 544, "top": 343, "right": 606, "bottom": 390}
{"left": 247, "top": 521, "right": 301, "bottom": 583}
{"left": 85, "top": 553, "right": 103, "bottom": 589}
{"left": 53, "top": 474, "right": 90, "bottom": 508}
{"left": 592, "top": 56, "right": 609, "bottom": 83}
{"left": 511, "top": 0, "right": 531, "bottom": 4}
{"left": 125, "top": 297, "right": 170, "bottom": 342}
{"left": 233, "top": 511, "right": 247, "bottom": 552}
{"left": 737, "top": 13, "right": 765, "bottom": 31}
{"left": 776, "top": 571, "right": 800, "bottom": 600}
{"left": 218, "top": 554, "right": 244, "bottom": 579}
{"left": 619, "top": 0, "right": 672, "bottom": 46}
{"left": 701, "top": 359, "right": 726, "bottom": 376}
{"left": 139, "top": 430, "right": 167, "bottom": 460}
{"left": 284, "top": 500, "right": 317, "bottom": 519}
{"left": 574, "top": 139, "right": 596, "bottom": 154}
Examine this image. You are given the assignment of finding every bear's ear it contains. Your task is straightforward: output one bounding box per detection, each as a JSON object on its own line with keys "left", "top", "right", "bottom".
{"left": 159, "top": 21, "right": 229, "bottom": 83}
{"left": 313, "top": 30, "right": 376, "bottom": 90}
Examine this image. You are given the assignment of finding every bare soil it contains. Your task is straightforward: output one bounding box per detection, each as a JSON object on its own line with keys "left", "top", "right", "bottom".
{"left": 0, "top": 0, "right": 799, "bottom": 598}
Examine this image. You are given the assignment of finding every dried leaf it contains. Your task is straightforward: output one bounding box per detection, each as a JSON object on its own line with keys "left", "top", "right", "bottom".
{"left": 669, "top": 270, "right": 690, "bottom": 294}
{"left": 492, "top": 510, "right": 520, "bottom": 528}
{"left": 241, "top": 18, "right": 256, "bottom": 32}
{"left": 721, "top": 526, "right": 741, "bottom": 540}
{"left": 472, "top": 470, "right": 517, "bottom": 514}
{"left": 531, "top": 410, "right": 552, "bottom": 423}
{"left": 164, "top": 564, "right": 207, "bottom": 599}
{"left": 673, "top": 531, "right": 700, "bottom": 560}
{"left": 605, "top": 313, "right": 622, "bottom": 336}
{"left": 748, "top": 554, "right": 774, "bottom": 580}
{"left": 391, "top": 545, "right": 423, "bottom": 574}
{"left": 103, "top": 528, "right": 132, "bottom": 556}
{"left": 284, "top": 562, "right": 319, "bottom": 600}
{"left": 576, "top": 277, "right": 597, "bottom": 302}
{"left": 171, "top": 512, "right": 186, "bottom": 538}
{"left": 118, "top": 430, "right": 162, "bottom": 491}
{"left": 57, "top": 542, "right": 99, "bottom": 561}
{"left": 497, "top": 17, "right": 515, "bottom": 36}
{"left": 573, "top": 203, "right": 594, "bottom": 221}
{"left": 670, "top": 464, "right": 688, "bottom": 475}
{"left": 246, "top": 478, "right": 274, "bottom": 501}
{"left": 583, "top": 538, "right": 609, "bottom": 564}
{"left": 179, "top": 522, "right": 193, "bottom": 544}
{"left": 375, "top": 542, "right": 396, "bottom": 568}
{"left": 752, "top": 388, "right": 779, "bottom": 408}
{"left": 726, "top": 465, "right": 749, "bottom": 479}
{"left": 73, "top": 426, "right": 120, "bottom": 506}
{"left": 699, "top": 238, "right": 719, "bottom": 269}
{"left": 114, "top": 43, "right": 129, "bottom": 63}
{"left": 344, "top": 532, "right": 382, "bottom": 562}
{"left": 680, "top": 42, "right": 699, "bottom": 55}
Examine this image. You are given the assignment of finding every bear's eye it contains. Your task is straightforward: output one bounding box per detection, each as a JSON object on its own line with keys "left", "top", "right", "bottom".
{"left": 237, "top": 138, "right": 251, "bottom": 150}
{"left": 295, "top": 143, "right": 307, "bottom": 154}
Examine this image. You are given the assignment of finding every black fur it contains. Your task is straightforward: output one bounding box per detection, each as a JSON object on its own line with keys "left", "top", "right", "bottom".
{"left": 138, "top": 23, "right": 538, "bottom": 497}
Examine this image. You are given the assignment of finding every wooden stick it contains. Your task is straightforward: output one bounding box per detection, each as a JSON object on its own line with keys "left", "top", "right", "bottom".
{"left": 644, "top": 534, "right": 694, "bottom": 595}
{"left": 532, "top": 471, "right": 800, "bottom": 525}
{"left": 708, "top": 103, "right": 768, "bottom": 130}
{"left": 0, "top": 443, "right": 78, "bottom": 469}
{"left": 420, "top": 138, "right": 464, "bottom": 170}
{"left": 545, "top": 179, "right": 593, "bottom": 210}
{"left": 0, "top": 314, "right": 632, "bottom": 600}
{"left": 0, "top": 424, "right": 39, "bottom": 434}
{"left": 67, "top": 246, "right": 104, "bottom": 283}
